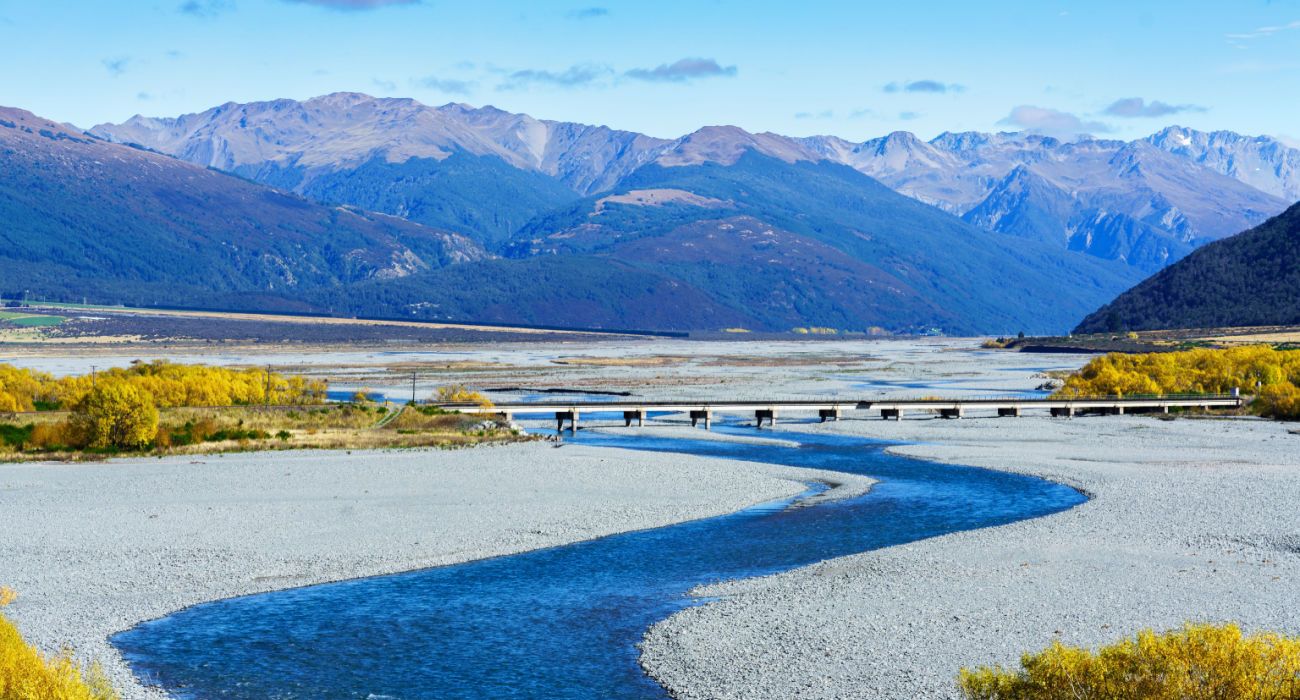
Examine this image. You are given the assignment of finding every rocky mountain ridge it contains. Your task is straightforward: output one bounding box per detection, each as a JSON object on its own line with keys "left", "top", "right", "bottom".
{"left": 90, "top": 93, "right": 1296, "bottom": 273}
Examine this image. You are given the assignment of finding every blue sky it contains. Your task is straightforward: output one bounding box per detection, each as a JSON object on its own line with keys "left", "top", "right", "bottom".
{"left": 2, "top": 0, "right": 1298, "bottom": 143}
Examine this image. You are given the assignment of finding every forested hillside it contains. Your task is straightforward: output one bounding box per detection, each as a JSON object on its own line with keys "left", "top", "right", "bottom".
{"left": 1075, "top": 203, "right": 1300, "bottom": 333}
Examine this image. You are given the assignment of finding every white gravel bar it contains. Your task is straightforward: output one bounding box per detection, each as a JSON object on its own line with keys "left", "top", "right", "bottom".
{"left": 641, "top": 414, "right": 1300, "bottom": 699}
{"left": 0, "top": 442, "right": 852, "bottom": 699}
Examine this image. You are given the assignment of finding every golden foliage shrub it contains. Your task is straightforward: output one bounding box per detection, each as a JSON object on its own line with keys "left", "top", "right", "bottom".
{"left": 959, "top": 623, "right": 1300, "bottom": 700}
{"left": 0, "top": 591, "right": 119, "bottom": 700}
{"left": 27, "top": 423, "right": 73, "bottom": 451}
{"left": 0, "top": 365, "right": 48, "bottom": 413}
{"left": 435, "top": 385, "right": 493, "bottom": 408}
{"left": 1257, "top": 382, "right": 1300, "bottom": 421}
{"left": 1056, "top": 345, "right": 1300, "bottom": 418}
{"left": 67, "top": 382, "right": 159, "bottom": 450}
{"left": 0, "top": 360, "right": 327, "bottom": 413}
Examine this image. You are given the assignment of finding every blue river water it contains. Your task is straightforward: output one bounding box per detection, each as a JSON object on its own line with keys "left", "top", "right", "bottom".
{"left": 112, "top": 420, "right": 1085, "bottom": 699}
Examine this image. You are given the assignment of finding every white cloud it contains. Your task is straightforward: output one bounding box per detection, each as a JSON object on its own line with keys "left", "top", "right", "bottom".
{"left": 625, "top": 58, "right": 737, "bottom": 83}
{"left": 1103, "top": 97, "right": 1207, "bottom": 118}
{"left": 1225, "top": 19, "right": 1300, "bottom": 41}
{"left": 282, "top": 0, "right": 418, "bottom": 9}
{"left": 998, "top": 105, "right": 1109, "bottom": 139}
{"left": 883, "top": 79, "right": 964, "bottom": 94}
{"left": 498, "top": 63, "right": 612, "bottom": 90}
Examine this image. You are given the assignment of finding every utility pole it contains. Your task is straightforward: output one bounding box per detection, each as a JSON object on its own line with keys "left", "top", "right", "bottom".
{"left": 266, "top": 365, "right": 272, "bottom": 408}
{"left": 411, "top": 371, "right": 417, "bottom": 405}
{"left": 90, "top": 365, "right": 96, "bottom": 390}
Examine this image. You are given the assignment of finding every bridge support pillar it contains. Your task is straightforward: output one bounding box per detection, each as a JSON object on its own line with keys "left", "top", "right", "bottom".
{"left": 1115, "top": 406, "right": 1126, "bottom": 416}
{"left": 939, "top": 407, "right": 963, "bottom": 419}
{"left": 556, "top": 410, "right": 579, "bottom": 433}
{"left": 495, "top": 411, "right": 514, "bottom": 422}
{"left": 881, "top": 408, "right": 901, "bottom": 421}
{"left": 997, "top": 407, "right": 1020, "bottom": 418}
{"left": 1162, "top": 405, "right": 1170, "bottom": 414}
{"left": 623, "top": 409, "right": 647, "bottom": 427}
{"left": 690, "top": 409, "right": 713, "bottom": 430}
{"left": 819, "top": 408, "right": 842, "bottom": 423}
{"left": 1050, "top": 407, "right": 1075, "bottom": 418}
{"left": 755, "top": 409, "right": 777, "bottom": 428}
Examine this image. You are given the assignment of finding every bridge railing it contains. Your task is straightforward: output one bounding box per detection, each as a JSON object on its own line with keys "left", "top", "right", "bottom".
{"left": 433, "top": 392, "right": 1242, "bottom": 410}
{"left": 876, "top": 392, "right": 1240, "bottom": 403}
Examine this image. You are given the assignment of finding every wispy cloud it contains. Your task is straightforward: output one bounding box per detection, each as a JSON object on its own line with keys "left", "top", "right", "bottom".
{"left": 102, "top": 56, "right": 130, "bottom": 76}
{"left": 625, "top": 57, "right": 736, "bottom": 82}
{"left": 498, "top": 63, "right": 611, "bottom": 90}
{"left": 898, "top": 111, "right": 921, "bottom": 121}
{"left": 372, "top": 78, "right": 397, "bottom": 92}
{"left": 794, "top": 110, "right": 834, "bottom": 120}
{"left": 1216, "top": 59, "right": 1299, "bottom": 75}
{"left": 998, "top": 105, "right": 1109, "bottom": 139}
{"left": 281, "top": 0, "right": 419, "bottom": 9}
{"left": 1102, "top": 97, "right": 1206, "bottom": 118}
{"left": 567, "top": 7, "right": 608, "bottom": 19}
{"left": 1226, "top": 19, "right": 1300, "bottom": 41}
{"left": 178, "top": 0, "right": 234, "bottom": 17}
{"left": 414, "top": 75, "right": 476, "bottom": 95}
{"left": 883, "top": 79, "right": 964, "bottom": 94}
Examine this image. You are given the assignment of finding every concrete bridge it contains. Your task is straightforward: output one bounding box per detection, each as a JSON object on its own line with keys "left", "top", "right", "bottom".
{"left": 434, "top": 394, "right": 1244, "bottom": 432}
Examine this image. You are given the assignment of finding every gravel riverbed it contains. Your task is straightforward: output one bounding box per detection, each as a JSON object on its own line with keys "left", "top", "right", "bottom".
{"left": 0, "top": 442, "right": 851, "bottom": 699}
{"left": 640, "top": 414, "right": 1300, "bottom": 699}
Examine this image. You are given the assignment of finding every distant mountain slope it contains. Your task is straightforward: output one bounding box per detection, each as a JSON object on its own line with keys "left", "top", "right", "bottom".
{"left": 806, "top": 130, "right": 1289, "bottom": 271}
{"left": 92, "top": 94, "right": 1294, "bottom": 271}
{"left": 503, "top": 152, "right": 1145, "bottom": 334}
{"left": 1074, "top": 203, "right": 1300, "bottom": 333}
{"left": 0, "top": 106, "right": 486, "bottom": 308}
{"left": 1145, "top": 126, "right": 1300, "bottom": 202}
{"left": 309, "top": 256, "right": 752, "bottom": 331}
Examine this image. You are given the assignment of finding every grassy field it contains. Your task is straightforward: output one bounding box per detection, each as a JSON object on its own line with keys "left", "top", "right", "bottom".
{"left": 0, "top": 311, "right": 65, "bottom": 327}
{"left": 995, "top": 324, "right": 1300, "bottom": 354}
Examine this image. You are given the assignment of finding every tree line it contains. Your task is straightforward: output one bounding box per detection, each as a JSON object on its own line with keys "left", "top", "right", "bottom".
{"left": 0, "top": 361, "right": 327, "bottom": 450}
{"left": 1054, "top": 345, "right": 1300, "bottom": 419}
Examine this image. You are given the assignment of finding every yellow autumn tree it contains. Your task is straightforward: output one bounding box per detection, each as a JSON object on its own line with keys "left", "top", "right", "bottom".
{"left": 0, "top": 361, "right": 327, "bottom": 413}
{"left": 68, "top": 382, "right": 159, "bottom": 450}
{"left": 0, "top": 588, "right": 119, "bottom": 700}
{"left": 436, "top": 385, "right": 494, "bottom": 408}
{"left": 1055, "top": 346, "right": 1300, "bottom": 418}
{"left": 0, "top": 365, "right": 48, "bottom": 413}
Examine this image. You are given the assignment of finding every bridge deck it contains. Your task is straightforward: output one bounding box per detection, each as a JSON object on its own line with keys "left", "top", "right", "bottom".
{"left": 435, "top": 394, "right": 1243, "bottom": 426}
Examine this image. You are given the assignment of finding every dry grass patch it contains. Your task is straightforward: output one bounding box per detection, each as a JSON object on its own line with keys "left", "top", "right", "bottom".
{"left": 551, "top": 356, "right": 691, "bottom": 367}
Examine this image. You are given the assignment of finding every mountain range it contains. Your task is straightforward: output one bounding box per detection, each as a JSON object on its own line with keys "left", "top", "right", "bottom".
{"left": 4, "top": 93, "right": 1298, "bottom": 334}
{"left": 92, "top": 93, "right": 1296, "bottom": 274}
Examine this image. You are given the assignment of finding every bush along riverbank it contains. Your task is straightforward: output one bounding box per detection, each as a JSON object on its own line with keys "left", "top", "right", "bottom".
{"left": 0, "top": 587, "right": 120, "bottom": 700}
{"left": 0, "top": 362, "right": 522, "bottom": 460}
{"left": 959, "top": 623, "right": 1300, "bottom": 699}
{"left": 1053, "top": 345, "right": 1300, "bottom": 419}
